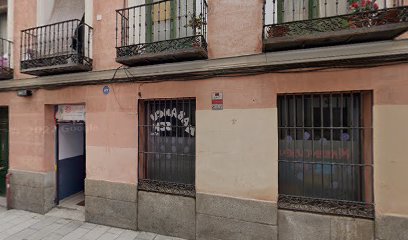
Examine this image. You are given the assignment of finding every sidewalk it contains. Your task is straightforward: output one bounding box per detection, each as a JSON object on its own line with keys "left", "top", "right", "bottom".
{"left": 0, "top": 207, "right": 185, "bottom": 240}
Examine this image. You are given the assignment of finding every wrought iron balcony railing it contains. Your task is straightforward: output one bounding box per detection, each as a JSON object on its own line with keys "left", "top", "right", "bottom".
{"left": 116, "top": 0, "right": 208, "bottom": 66}
{"left": 21, "top": 19, "right": 93, "bottom": 76}
{"left": 0, "top": 38, "right": 13, "bottom": 80}
{"left": 264, "top": 0, "right": 408, "bottom": 51}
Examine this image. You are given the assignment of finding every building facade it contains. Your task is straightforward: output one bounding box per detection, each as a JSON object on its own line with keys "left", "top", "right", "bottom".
{"left": 0, "top": 0, "right": 407, "bottom": 239}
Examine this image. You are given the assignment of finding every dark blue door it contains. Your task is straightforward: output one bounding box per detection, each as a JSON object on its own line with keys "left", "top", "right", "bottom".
{"left": 57, "top": 123, "right": 85, "bottom": 201}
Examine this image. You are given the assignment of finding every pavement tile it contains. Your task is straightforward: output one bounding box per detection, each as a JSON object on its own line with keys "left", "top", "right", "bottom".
{"left": 0, "top": 209, "right": 186, "bottom": 240}
{"left": 116, "top": 230, "right": 140, "bottom": 240}
{"left": 136, "top": 232, "right": 157, "bottom": 240}
{"left": 80, "top": 225, "right": 110, "bottom": 240}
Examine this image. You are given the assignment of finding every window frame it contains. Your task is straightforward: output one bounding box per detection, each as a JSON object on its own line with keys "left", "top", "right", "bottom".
{"left": 137, "top": 98, "right": 196, "bottom": 197}
{"left": 277, "top": 0, "right": 320, "bottom": 23}
{"left": 145, "top": 0, "right": 178, "bottom": 43}
{"left": 277, "top": 91, "right": 374, "bottom": 219}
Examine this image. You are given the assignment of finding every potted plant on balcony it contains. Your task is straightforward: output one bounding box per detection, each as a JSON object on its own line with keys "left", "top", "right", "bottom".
{"left": 348, "top": 0, "right": 379, "bottom": 13}
{"left": 347, "top": 0, "right": 401, "bottom": 28}
{"left": 185, "top": 13, "right": 206, "bottom": 48}
{"left": 264, "top": 0, "right": 408, "bottom": 50}
{"left": 187, "top": 13, "right": 205, "bottom": 36}
{"left": 347, "top": 0, "right": 379, "bottom": 28}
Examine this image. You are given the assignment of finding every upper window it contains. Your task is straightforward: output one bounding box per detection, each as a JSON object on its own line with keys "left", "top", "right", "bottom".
{"left": 0, "top": 6, "right": 7, "bottom": 39}
{"left": 37, "top": 0, "right": 85, "bottom": 26}
{"left": 265, "top": 0, "right": 395, "bottom": 24}
{"left": 277, "top": 92, "right": 373, "bottom": 219}
{"left": 138, "top": 99, "right": 196, "bottom": 197}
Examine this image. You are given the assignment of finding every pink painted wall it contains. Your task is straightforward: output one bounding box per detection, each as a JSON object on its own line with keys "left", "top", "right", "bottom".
{"left": 92, "top": 0, "right": 123, "bottom": 71}
{"left": 1, "top": 62, "right": 408, "bottom": 213}
{"left": 12, "top": 0, "right": 266, "bottom": 77}
{"left": 207, "top": 0, "right": 264, "bottom": 59}
{"left": 13, "top": 0, "right": 37, "bottom": 79}
{"left": 3, "top": 63, "right": 408, "bottom": 173}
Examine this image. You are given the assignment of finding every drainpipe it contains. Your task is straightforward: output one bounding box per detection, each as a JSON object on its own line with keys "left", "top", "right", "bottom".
{"left": 6, "top": 172, "right": 11, "bottom": 210}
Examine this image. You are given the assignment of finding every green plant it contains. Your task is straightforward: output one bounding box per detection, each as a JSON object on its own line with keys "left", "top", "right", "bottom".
{"left": 348, "top": 0, "right": 379, "bottom": 13}
{"left": 186, "top": 13, "right": 205, "bottom": 35}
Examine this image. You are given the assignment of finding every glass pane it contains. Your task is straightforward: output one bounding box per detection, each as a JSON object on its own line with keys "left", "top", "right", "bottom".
{"left": 303, "top": 129, "right": 313, "bottom": 162}
{"left": 313, "top": 95, "right": 321, "bottom": 127}
{"left": 353, "top": 93, "right": 361, "bottom": 128}
{"left": 332, "top": 94, "right": 342, "bottom": 127}
{"left": 343, "top": 94, "right": 352, "bottom": 127}
{"left": 278, "top": 96, "right": 286, "bottom": 127}
{"left": 296, "top": 95, "right": 303, "bottom": 127}
{"left": 288, "top": 96, "right": 295, "bottom": 127}
{"left": 304, "top": 95, "right": 313, "bottom": 127}
{"left": 322, "top": 94, "right": 331, "bottom": 128}
{"left": 295, "top": 129, "right": 304, "bottom": 161}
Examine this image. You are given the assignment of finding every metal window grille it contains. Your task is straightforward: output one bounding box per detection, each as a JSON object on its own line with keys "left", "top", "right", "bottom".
{"left": 138, "top": 99, "right": 196, "bottom": 197}
{"left": 115, "top": 0, "right": 208, "bottom": 63}
{"left": 116, "top": 0, "right": 208, "bottom": 47}
{"left": 264, "top": 0, "right": 405, "bottom": 25}
{"left": 20, "top": 19, "right": 93, "bottom": 71}
{"left": 277, "top": 92, "right": 374, "bottom": 218}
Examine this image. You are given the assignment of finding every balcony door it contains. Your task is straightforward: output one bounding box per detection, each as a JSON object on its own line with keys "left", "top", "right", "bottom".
{"left": 124, "top": 0, "right": 197, "bottom": 46}
{"left": 0, "top": 11, "right": 7, "bottom": 39}
{"left": 276, "top": 0, "right": 348, "bottom": 23}
{"left": 146, "top": 0, "right": 178, "bottom": 43}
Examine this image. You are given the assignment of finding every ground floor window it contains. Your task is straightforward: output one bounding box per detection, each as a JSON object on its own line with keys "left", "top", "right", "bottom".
{"left": 277, "top": 92, "right": 374, "bottom": 218}
{"left": 138, "top": 98, "right": 196, "bottom": 197}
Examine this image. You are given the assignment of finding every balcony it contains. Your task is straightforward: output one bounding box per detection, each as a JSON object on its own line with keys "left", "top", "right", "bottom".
{"left": 116, "top": 0, "right": 208, "bottom": 66}
{"left": 0, "top": 38, "right": 13, "bottom": 80}
{"left": 264, "top": 1, "right": 408, "bottom": 51}
{"left": 21, "top": 19, "right": 93, "bottom": 76}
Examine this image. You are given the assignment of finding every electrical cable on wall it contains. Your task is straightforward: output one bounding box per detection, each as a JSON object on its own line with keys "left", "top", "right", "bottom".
{"left": 110, "top": 56, "right": 408, "bottom": 85}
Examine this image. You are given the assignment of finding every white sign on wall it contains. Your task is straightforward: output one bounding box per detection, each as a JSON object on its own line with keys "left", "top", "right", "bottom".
{"left": 56, "top": 105, "right": 86, "bottom": 122}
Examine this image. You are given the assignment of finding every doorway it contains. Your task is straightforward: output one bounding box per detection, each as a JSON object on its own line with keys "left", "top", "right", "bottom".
{"left": 47, "top": 105, "right": 86, "bottom": 220}
{"left": 54, "top": 105, "right": 86, "bottom": 210}
{"left": 0, "top": 107, "right": 8, "bottom": 201}
{"left": 56, "top": 122, "right": 85, "bottom": 203}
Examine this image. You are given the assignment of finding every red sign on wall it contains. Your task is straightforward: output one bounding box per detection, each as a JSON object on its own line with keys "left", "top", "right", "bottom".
{"left": 212, "top": 92, "right": 223, "bottom": 110}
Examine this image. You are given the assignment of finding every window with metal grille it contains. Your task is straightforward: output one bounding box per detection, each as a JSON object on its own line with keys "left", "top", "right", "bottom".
{"left": 277, "top": 92, "right": 374, "bottom": 218}
{"left": 138, "top": 99, "right": 196, "bottom": 197}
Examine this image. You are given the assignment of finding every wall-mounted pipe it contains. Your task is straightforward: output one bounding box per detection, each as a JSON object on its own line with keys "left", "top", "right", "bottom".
{"left": 6, "top": 172, "right": 11, "bottom": 210}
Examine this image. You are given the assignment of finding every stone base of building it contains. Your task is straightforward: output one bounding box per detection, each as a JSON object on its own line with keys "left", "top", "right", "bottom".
{"left": 84, "top": 179, "right": 137, "bottom": 230}
{"left": 10, "top": 177, "right": 408, "bottom": 240}
{"left": 196, "top": 193, "right": 278, "bottom": 240}
{"left": 278, "top": 210, "right": 374, "bottom": 240}
{"left": 376, "top": 215, "right": 408, "bottom": 240}
{"left": 9, "top": 170, "right": 56, "bottom": 214}
{"left": 138, "top": 191, "right": 196, "bottom": 240}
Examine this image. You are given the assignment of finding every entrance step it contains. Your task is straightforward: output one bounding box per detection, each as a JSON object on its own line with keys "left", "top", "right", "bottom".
{"left": 0, "top": 196, "right": 5, "bottom": 208}
{"left": 46, "top": 192, "right": 85, "bottom": 221}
